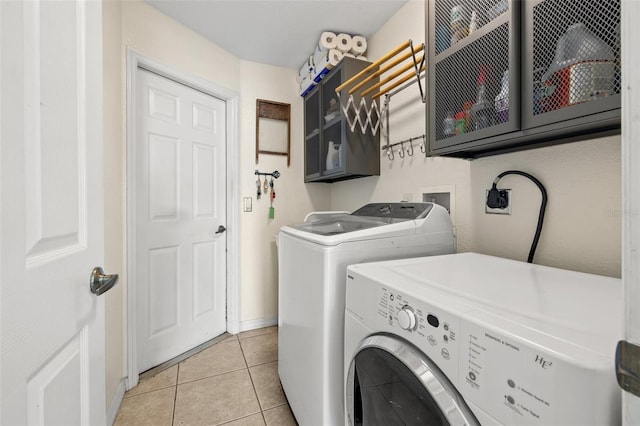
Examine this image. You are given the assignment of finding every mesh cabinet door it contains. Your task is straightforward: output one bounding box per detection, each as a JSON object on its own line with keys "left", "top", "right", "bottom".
{"left": 523, "top": 0, "right": 621, "bottom": 129}
{"left": 429, "top": 0, "right": 520, "bottom": 152}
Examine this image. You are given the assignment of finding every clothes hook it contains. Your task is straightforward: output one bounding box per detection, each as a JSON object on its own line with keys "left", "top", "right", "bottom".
{"left": 419, "top": 135, "right": 426, "bottom": 154}
{"left": 398, "top": 140, "right": 405, "bottom": 158}
{"left": 406, "top": 139, "right": 414, "bottom": 156}
{"left": 387, "top": 147, "right": 394, "bottom": 161}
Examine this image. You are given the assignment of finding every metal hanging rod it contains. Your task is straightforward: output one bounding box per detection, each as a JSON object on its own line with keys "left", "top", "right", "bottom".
{"left": 381, "top": 134, "right": 426, "bottom": 160}
{"left": 255, "top": 170, "right": 280, "bottom": 179}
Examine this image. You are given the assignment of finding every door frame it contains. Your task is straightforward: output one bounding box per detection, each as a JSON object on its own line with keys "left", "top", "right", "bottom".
{"left": 125, "top": 49, "right": 240, "bottom": 389}
{"left": 622, "top": 0, "right": 640, "bottom": 421}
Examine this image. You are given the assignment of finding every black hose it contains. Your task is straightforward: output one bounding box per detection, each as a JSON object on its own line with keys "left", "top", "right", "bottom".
{"left": 493, "top": 170, "right": 548, "bottom": 263}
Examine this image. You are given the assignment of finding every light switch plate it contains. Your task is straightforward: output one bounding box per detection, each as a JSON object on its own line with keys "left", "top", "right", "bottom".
{"left": 243, "top": 197, "right": 252, "bottom": 212}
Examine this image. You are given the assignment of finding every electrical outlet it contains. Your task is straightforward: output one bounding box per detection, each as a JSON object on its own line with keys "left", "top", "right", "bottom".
{"left": 485, "top": 189, "right": 511, "bottom": 215}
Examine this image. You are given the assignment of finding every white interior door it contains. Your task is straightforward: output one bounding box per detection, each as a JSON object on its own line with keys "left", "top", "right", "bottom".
{"left": 135, "top": 68, "right": 227, "bottom": 372}
{"left": 0, "top": 1, "right": 106, "bottom": 425}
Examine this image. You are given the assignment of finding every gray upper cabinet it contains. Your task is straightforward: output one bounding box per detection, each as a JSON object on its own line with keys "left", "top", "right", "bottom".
{"left": 427, "top": 0, "right": 621, "bottom": 157}
{"left": 304, "top": 58, "right": 380, "bottom": 183}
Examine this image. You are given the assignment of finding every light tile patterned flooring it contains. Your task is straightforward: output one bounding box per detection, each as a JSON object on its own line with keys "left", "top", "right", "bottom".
{"left": 114, "top": 326, "right": 298, "bottom": 426}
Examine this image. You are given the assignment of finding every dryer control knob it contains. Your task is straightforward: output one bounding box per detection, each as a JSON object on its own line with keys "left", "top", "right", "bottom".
{"left": 398, "top": 307, "right": 417, "bottom": 331}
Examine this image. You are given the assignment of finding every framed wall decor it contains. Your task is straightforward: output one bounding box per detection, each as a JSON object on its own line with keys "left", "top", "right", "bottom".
{"left": 256, "top": 99, "right": 291, "bottom": 165}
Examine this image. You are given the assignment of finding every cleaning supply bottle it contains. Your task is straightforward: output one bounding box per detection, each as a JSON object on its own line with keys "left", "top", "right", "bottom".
{"left": 470, "top": 66, "right": 492, "bottom": 130}
{"left": 469, "top": 11, "right": 478, "bottom": 34}
{"left": 495, "top": 70, "right": 509, "bottom": 123}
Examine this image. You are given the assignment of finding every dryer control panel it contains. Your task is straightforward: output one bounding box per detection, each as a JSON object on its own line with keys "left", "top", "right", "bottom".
{"left": 369, "top": 284, "right": 463, "bottom": 384}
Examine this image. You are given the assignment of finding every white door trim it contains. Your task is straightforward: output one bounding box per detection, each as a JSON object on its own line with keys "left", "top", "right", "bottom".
{"left": 622, "top": 0, "right": 640, "bottom": 421}
{"left": 125, "top": 48, "right": 240, "bottom": 389}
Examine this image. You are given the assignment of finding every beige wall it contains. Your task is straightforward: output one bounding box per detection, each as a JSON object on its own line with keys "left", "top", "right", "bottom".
{"left": 103, "top": 0, "right": 330, "bottom": 409}
{"left": 470, "top": 136, "right": 621, "bottom": 277}
{"left": 330, "top": 0, "right": 474, "bottom": 252}
{"left": 103, "top": 0, "right": 622, "bottom": 413}
{"left": 330, "top": 0, "right": 622, "bottom": 277}
{"left": 238, "top": 61, "right": 331, "bottom": 324}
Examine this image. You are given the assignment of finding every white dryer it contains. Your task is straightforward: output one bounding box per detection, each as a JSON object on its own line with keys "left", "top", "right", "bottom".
{"left": 278, "top": 202, "right": 456, "bottom": 425}
{"left": 344, "top": 253, "right": 622, "bottom": 425}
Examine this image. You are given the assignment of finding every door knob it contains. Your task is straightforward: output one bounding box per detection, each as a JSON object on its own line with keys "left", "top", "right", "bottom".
{"left": 215, "top": 225, "right": 226, "bottom": 234}
{"left": 89, "top": 267, "right": 119, "bottom": 295}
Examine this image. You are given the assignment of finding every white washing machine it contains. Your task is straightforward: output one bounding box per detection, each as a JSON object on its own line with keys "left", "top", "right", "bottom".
{"left": 344, "top": 253, "right": 622, "bottom": 425}
{"left": 278, "top": 202, "right": 456, "bottom": 425}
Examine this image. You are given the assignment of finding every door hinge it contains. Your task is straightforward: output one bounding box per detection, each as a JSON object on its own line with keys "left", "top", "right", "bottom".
{"left": 616, "top": 340, "right": 640, "bottom": 397}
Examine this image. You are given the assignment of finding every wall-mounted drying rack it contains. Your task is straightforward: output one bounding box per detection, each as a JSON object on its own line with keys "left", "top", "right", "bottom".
{"left": 334, "top": 39, "right": 426, "bottom": 137}
{"left": 381, "top": 134, "right": 426, "bottom": 160}
{"left": 254, "top": 170, "right": 280, "bottom": 179}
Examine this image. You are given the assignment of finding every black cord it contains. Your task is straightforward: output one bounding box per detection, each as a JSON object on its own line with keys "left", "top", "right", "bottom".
{"left": 492, "top": 170, "right": 548, "bottom": 264}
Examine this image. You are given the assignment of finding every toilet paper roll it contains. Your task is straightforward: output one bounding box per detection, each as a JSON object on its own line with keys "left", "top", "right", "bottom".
{"left": 336, "top": 33, "right": 353, "bottom": 53}
{"left": 318, "top": 31, "right": 337, "bottom": 50}
{"left": 316, "top": 49, "right": 343, "bottom": 68}
{"left": 296, "top": 73, "right": 312, "bottom": 84}
{"left": 351, "top": 35, "right": 367, "bottom": 55}
{"left": 313, "top": 46, "right": 329, "bottom": 70}
{"left": 313, "top": 49, "right": 343, "bottom": 80}
{"left": 299, "top": 76, "right": 316, "bottom": 96}
{"left": 298, "top": 56, "right": 314, "bottom": 78}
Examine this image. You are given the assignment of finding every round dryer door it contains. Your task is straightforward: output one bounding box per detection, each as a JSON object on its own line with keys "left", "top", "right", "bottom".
{"left": 346, "top": 335, "right": 479, "bottom": 426}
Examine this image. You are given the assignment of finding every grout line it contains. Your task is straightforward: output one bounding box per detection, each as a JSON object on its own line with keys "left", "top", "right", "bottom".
{"left": 217, "top": 412, "right": 265, "bottom": 426}
{"left": 239, "top": 340, "right": 263, "bottom": 412}
{"left": 246, "top": 366, "right": 261, "bottom": 410}
{"left": 237, "top": 336, "right": 250, "bottom": 369}
{"left": 139, "top": 332, "right": 234, "bottom": 381}
{"left": 246, "top": 359, "right": 279, "bottom": 369}
{"left": 124, "top": 383, "right": 176, "bottom": 399}
{"left": 237, "top": 326, "right": 277, "bottom": 341}
{"left": 171, "top": 363, "right": 179, "bottom": 425}
{"left": 176, "top": 366, "right": 248, "bottom": 386}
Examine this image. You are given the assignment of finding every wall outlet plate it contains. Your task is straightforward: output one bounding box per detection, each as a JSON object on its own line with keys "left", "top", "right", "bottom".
{"left": 485, "top": 189, "right": 511, "bottom": 215}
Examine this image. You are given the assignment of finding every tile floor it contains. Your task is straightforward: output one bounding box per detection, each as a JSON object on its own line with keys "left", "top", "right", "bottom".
{"left": 114, "top": 326, "right": 298, "bottom": 426}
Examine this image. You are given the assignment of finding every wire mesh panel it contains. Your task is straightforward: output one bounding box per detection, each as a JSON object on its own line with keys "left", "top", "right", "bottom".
{"left": 434, "top": 0, "right": 509, "bottom": 55}
{"left": 531, "top": 0, "right": 621, "bottom": 116}
{"left": 434, "top": 22, "right": 511, "bottom": 142}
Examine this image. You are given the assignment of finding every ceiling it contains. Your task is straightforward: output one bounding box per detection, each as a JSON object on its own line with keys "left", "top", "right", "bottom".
{"left": 144, "top": 0, "right": 409, "bottom": 70}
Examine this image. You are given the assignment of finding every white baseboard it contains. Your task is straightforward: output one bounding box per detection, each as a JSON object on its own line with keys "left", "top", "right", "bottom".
{"left": 107, "top": 378, "right": 127, "bottom": 426}
{"left": 239, "top": 316, "right": 278, "bottom": 332}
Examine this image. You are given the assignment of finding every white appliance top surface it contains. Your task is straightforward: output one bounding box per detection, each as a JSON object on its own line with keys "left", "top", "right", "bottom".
{"left": 280, "top": 202, "right": 448, "bottom": 246}
{"left": 348, "top": 252, "right": 623, "bottom": 356}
